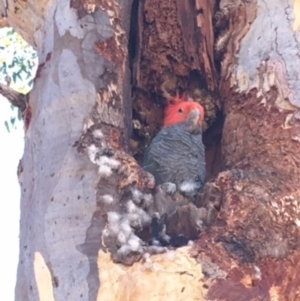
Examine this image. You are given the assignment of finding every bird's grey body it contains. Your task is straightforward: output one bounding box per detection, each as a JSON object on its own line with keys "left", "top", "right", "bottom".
{"left": 142, "top": 122, "right": 206, "bottom": 198}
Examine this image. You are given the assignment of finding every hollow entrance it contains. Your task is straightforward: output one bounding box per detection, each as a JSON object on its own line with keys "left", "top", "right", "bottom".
{"left": 127, "top": 0, "right": 225, "bottom": 248}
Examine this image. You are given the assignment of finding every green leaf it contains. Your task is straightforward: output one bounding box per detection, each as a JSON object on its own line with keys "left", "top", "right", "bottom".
{"left": 0, "top": 65, "right": 6, "bottom": 73}
{"left": 6, "top": 29, "right": 15, "bottom": 36}
{"left": 10, "top": 117, "right": 16, "bottom": 126}
{"left": 27, "top": 79, "right": 33, "bottom": 87}
{"left": 16, "top": 71, "right": 22, "bottom": 81}
{"left": 0, "top": 26, "right": 38, "bottom": 108}
{"left": 8, "top": 61, "right": 15, "bottom": 68}
{"left": 4, "top": 121, "right": 10, "bottom": 133}
{"left": 18, "top": 108, "right": 22, "bottom": 121}
{"left": 12, "top": 72, "right": 17, "bottom": 82}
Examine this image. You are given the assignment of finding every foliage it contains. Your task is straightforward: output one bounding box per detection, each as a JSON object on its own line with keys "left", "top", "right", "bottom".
{"left": 0, "top": 27, "right": 38, "bottom": 131}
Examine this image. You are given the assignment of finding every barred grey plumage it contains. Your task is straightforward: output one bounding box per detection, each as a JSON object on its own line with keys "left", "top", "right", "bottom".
{"left": 142, "top": 121, "right": 205, "bottom": 198}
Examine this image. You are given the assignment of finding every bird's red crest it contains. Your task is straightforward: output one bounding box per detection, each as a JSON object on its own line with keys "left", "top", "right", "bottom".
{"left": 163, "top": 92, "right": 204, "bottom": 127}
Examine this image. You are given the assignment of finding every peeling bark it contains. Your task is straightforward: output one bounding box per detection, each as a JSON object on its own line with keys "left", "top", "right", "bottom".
{"left": 9, "top": 0, "right": 300, "bottom": 300}
{"left": 197, "top": 0, "right": 300, "bottom": 299}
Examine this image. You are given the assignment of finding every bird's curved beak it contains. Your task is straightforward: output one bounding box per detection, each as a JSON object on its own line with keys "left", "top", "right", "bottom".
{"left": 187, "top": 109, "right": 200, "bottom": 125}
{"left": 186, "top": 109, "right": 203, "bottom": 133}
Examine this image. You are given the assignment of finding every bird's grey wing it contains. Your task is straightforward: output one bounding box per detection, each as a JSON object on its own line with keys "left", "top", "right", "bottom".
{"left": 171, "top": 128, "right": 205, "bottom": 184}
{"left": 190, "top": 132, "right": 206, "bottom": 181}
{"left": 142, "top": 127, "right": 182, "bottom": 184}
{"left": 142, "top": 124, "right": 205, "bottom": 186}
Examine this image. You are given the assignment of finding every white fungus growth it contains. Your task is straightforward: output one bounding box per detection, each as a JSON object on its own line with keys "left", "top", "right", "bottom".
{"left": 87, "top": 144, "right": 99, "bottom": 164}
{"left": 126, "top": 201, "right": 151, "bottom": 227}
{"left": 131, "top": 188, "right": 143, "bottom": 204}
{"left": 87, "top": 147, "right": 120, "bottom": 178}
{"left": 93, "top": 129, "right": 104, "bottom": 138}
{"left": 108, "top": 224, "right": 120, "bottom": 236}
{"left": 98, "top": 156, "right": 120, "bottom": 169}
{"left": 107, "top": 212, "right": 121, "bottom": 224}
{"left": 119, "top": 220, "right": 132, "bottom": 236}
{"left": 128, "top": 240, "right": 140, "bottom": 252}
{"left": 179, "top": 180, "right": 198, "bottom": 193}
{"left": 143, "top": 194, "right": 153, "bottom": 208}
{"left": 116, "top": 221, "right": 132, "bottom": 245}
{"left": 148, "top": 245, "right": 167, "bottom": 254}
{"left": 128, "top": 235, "right": 142, "bottom": 252}
{"left": 117, "top": 232, "right": 128, "bottom": 245}
{"left": 98, "top": 165, "right": 113, "bottom": 177}
{"left": 159, "top": 225, "right": 171, "bottom": 243}
{"left": 102, "top": 228, "right": 110, "bottom": 237}
{"left": 161, "top": 182, "right": 177, "bottom": 194}
{"left": 127, "top": 200, "right": 137, "bottom": 213}
{"left": 104, "top": 194, "right": 163, "bottom": 261}
{"left": 130, "top": 188, "right": 154, "bottom": 207}
{"left": 187, "top": 240, "right": 194, "bottom": 246}
{"left": 127, "top": 213, "right": 142, "bottom": 228}
{"left": 139, "top": 208, "right": 152, "bottom": 226}
{"left": 117, "top": 245, "right": 131, "bottom": 256}
{"left": 101, "top": 194, "right": 114, "bottom": 204}
{"left": 151, "top": 239, "right": 160, "bottom": 246}
{"left": 106, "top": 212, "right": 122, "bottom": 236}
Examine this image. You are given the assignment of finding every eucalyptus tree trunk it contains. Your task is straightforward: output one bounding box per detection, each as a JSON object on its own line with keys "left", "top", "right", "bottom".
{"left": 2, "top": 0, "right": 300, "bottom": 300}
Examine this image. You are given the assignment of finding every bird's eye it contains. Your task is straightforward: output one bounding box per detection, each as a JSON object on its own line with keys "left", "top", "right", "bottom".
{"left": 178, "top": 108, "right": 183, "bottom": 113}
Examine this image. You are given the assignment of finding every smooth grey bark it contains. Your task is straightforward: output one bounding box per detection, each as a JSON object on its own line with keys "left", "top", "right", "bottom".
{"left": 14, "top": 1, "right": 132, "bottom": 300}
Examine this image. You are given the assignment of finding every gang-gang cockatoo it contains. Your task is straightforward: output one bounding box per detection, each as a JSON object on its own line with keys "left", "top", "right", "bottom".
{"left": 142, "top": 93, "right": 206, "bottom": 199}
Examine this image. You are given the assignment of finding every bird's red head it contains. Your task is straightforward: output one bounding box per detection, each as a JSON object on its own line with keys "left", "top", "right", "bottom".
{"left": 163, "top": 93, "right": 205, "bottom": 127}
